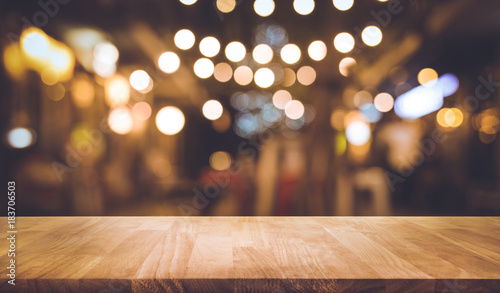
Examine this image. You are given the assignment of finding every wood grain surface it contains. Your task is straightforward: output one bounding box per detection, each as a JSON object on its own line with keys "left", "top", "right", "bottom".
{"left": 1, "top": 217, "right": 499, "bottom": 292}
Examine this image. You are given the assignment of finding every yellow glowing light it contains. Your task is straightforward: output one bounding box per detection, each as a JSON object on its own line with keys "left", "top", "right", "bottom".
{"left": 280, "top": 44, "right": 301, "bottom": 64}
{"left": 71, "top": 75, "right": 95, "bottom": 108}
{"left": 174, "top": 29, "right": 195, "bottom": 50}
{"left": 210, "top": 151, "right": 232, "bottom": 171}
{"left": 108, "top": 106, "right": 133, "bottom": 135}
{"left": 282, "top": 68, "right": 296, "bottom": 87}
{"left": 105, "top": 75, "right": 130, "bottom": 107}
{"left": 203, "top": 100, "right": 224, "bottom": 120}
{"left": 199, "top": 36, "right": 220, "bottom": 57}
{"left": 362, "top": 26, "right": 383, "bottom": 47}
{"left": 7, "top": 127, "right": 34, "bottom": 149}
{"left": 297, "top": 66, "right": 316, "bottom": 86}
{"left": 41, "top": 67, "right": 59, "bottom": 85}
{"left": 335, "top": 132, "right": 347, "bottom": 156}
{"left": 293, "top": 0, "right": 315, "bottom": 15}
{"left": 158, "top": 52, "right": 180, "bottom": 74}
{"left": 339, "top": 57, "right": 357, "bottom": 77}
{"left": 179, "top": 0, "right": 197, "bottom": 5}
{"left": 20, "top": 27, "right": 75, "bottom": 82}
{"left": 234, "top": 66, "right": 253, "bottom": 85}
{"left": 373, "top": 93, "right": 394, "bottom": 112}
{"left": 129, "top": 70, "right": 151, "bottom": 92}
{"left": 193, "top": 58, "right": 215, "bottom": 79}
{"left": 156, "top": 106, "right": 185, "bottom": 135}
{"left": 46, "top": 83, "right": 66, "bottom": 101}
{"left": 273, "top": 90, "right": 292, "bottom": 109}
{"left": 334, "top": 32, "right": 355, "bottom": 53}
{"left": 418, "top": 68, "right": 438, "bottom": 87}
{"left": 436, "top": 108, "right": 448, "bottom": 127}
{"left": 254, "top": 68, "right": 275, "bottom": 88}
{"left": 285, "top": 100, "right": 305, "bottom": 120}
{"left": 308, "top": 40, "right": 327, "bottom": 61}
{"left": 437, "top": 108, "right": 463, "bottom": 128}
{"left": 333, "top": 0, "right": 353, "bottom": 11}
{"left": 217, "top": 0, "right": 236, "bottom": 13}
{"left": 253, "top": 44, "right": 274, "bottom": 64}
{"left": 132, "top": 102, "right": 152, "bottom": 121}
{"left": 254, "top": 0, "right": 275, "bottom": 17}
{"left": 225, "top": 41, "right": 246, "bottom": 62}
{"left": 214, "top": 62, "right": 233, "bottom": 82}
{"left": 3, "top": 44, "right": 26, "bottom": 80}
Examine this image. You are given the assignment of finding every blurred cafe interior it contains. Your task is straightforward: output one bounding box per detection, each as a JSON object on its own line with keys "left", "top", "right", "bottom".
{"left": 1, "top": 0, "right": 500, "bottom": 217}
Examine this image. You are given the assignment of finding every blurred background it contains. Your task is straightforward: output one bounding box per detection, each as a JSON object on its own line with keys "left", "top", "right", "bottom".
{"left": 1, "top": 0, "right": 500, "bottom": 216}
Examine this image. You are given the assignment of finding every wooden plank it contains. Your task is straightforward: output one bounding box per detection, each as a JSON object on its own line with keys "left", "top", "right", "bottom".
{"left": 0, "top": 217, "right": 499, "bottom": 293}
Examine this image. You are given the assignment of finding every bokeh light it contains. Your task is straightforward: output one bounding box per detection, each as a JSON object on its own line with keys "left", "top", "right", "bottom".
{"left": 353, "top": 90, "right": 372, "bottom": 108}
{"left": 361, "top": 26, "right": 383, "bottom": 46}
{"left": 132, "top": 102, "right": 152, "bottom": 121}
{"left": 308, "top": 40, "right": 327, "bottom": 61}
{"left": 297, "top": 66, "right": 316, "bottom": 85}
{"left": 105, "top": 75, "right": 130, "bottom": 107}
{"left": 330, "top": 109, "right": 346, "bottom": 131}
{"left": 179, "top": 0, "right": 197, "bottom": 5}
{"left": 199, "top": 36, "right": 220, "bottom": 57}
{"left": 214, "top": 62, "right": 233, "bottom": 82}
{"left": 94, "top": 42, "right": 119, "bottom": 64}
{"left": 210, "top": 151, "right": 232, "bottom": 171}
{"left": 202, "top": 100, "right": 224, "bottom": 120}
{"left": 21, "top": 29, "right": 50, "bottom": 58}
{"left": 373, "top": 93, "right": 394, "bottom": 112}
{"left": 339, "top": 57, "right": 357, "bottom": 77}
{"left": 158, "top": 52, "right": 180, "bottom": 74}
{"left": 234, "top": 66, "right": 253, "bottom": 85}
{"left": 334, "top": 32, "right": 355, "bottom": 53}
{"left": 225, "top": 41, "right": 246, "bottom": 62}
{"left": 273, "top": 90, "right": 292, "bottom": 109}
{"left": 71, "top": 76, "right": 95, "bottom": 108}
{"left": 193, "top": 58, "right": 215, "bottom": 79}
{"left": 418, "top": 68, "right": 438, "bottom": 87}
{"left": 46, "top": 83, "right": 66, "bottom": 101}
{"left": 360, "top": 103, "right": 382, "bottom": 123}
{"left": 437, "top": 108, "right": 463, "bottom": 128}
{"left": 282, "top": 68, "right": 296, "bottom": 87}
{"left": 346, "top": 121, "right": 370, "bottom": 145}
{"left": 254, "top": 68, "right": 275, "bottom": 88}
{"left": 7, "top": 127, "right": 34, "bottom": 149}
{"left": 293, "top": 0, "right": 315, "bottom": 15}
{"left": 253, "top": 44, "right": 274, "bottom": 64}
{"left": 333, "top": 0, "right": 353, "bottom": 11}
{"left": 285, "top": 100, "right": 305, "bottom": 120}
{"left": 280, "top": 44, "right": 301, "bottom": 64}
{"left": 129, "top": 70, "right": 151, "bottom": 92}
{"left": 108, "top": 106, "right": 133, "bottom": 135}
{"left": 41, "top": 67, "right": 59, "bottom": 85}
{"left": 174, "top": 29, "right": 195, "bottom": 50}
{"left": 254, "top": 0, "right": 275, "bottom": 17}
{"left": 212, "top": 111, "right": 232, "bottom": 132}
{"left": 217, "top": 0, "right": 236, "bottom": 13}
{"left": 439, "top": 73, "right": 459, "bottom": 97}
{"left": 156, "top": 106, "right": 185, "bottom": 135}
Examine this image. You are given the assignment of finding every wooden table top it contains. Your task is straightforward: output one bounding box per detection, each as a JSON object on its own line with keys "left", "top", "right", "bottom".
{"left": 1, "top": 217, "right": 500, "bottom": 292}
